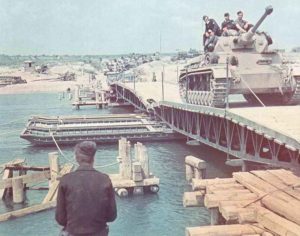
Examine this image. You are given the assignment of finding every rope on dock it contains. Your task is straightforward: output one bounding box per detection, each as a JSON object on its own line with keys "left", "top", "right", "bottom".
{"left": 50, "top": 133, "right": 120, "bottom": 169}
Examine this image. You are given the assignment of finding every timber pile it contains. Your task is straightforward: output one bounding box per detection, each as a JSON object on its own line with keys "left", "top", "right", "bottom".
{"left": 0, "top": 153, "right": 73, "bottom": 222}
{"left": 185, "top": 169, "right": 300, "bottom": 236}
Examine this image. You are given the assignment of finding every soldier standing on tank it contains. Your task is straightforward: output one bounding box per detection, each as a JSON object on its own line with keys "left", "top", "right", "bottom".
{"left": 221, "top": 13, "right": 238, "bottom": 36}
{"left": 235, "top": 10, "right": 253, "bottom": 33}
{"left": 204, "top": 30, "right": 218, "bottom": 53}
{"left": 202, "top": 15, "right": 221, "bottom": 48}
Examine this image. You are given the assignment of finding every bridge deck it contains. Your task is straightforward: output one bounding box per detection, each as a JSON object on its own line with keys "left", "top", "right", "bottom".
{"left": 115, "top": 81, "right": 300, "bottom": 149}
{"left": 229, "top": 106, "right": 300, "bottom": 145}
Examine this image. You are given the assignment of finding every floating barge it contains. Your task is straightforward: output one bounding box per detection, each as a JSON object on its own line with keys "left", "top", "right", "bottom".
{"left": 20, "top": 114, "right": 183, "bottom": 146}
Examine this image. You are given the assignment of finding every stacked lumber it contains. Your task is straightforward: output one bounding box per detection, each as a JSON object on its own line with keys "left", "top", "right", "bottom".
{"left": 185, "top": 169, "right": 300, "bottom": 236}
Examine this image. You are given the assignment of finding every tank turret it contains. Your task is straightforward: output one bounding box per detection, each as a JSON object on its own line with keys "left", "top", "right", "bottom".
{"left": 235, "top": 6, "right": 273, "bottom": 46}
{"left": 179, "top": 6, "right": 300, "bottom": 108}
{"left": 214, "top": 6, "right": 273, "bottom": 53}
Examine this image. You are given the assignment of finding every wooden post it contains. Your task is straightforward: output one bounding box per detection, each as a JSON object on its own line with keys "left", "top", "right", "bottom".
{"left": 194, "top": 168, "right": 201, "bottom": 179}
{"left": 0, "top": 169, "right": 12, "bottom": 199}
{"left": 118, "top": 138, "right": 126, "bottom": 175}
{"left": 183, "top": 191, "right": 205, "bottom": 207}
{"left": 12, "top": 177, "right": 24, "bottom": 203}
{"left": 185, "top": 156, "right": 206, "bottom": 180}
{"left": 48, "top": 152, "right": 59, "bottom": 188}
{"left": 121, "top": 140, "right": 132, "bottom": 179}
{"left": 210, "top": 208, "right": 220, "bottom": 225}
{"left": 132, "top": 162, "right": 143, "bottom": 182}
{"left": 186, "top": 164, "right": 194, "bottom": 182}
{"left": 139, "top": 146, "right": 149, "bottom": 178}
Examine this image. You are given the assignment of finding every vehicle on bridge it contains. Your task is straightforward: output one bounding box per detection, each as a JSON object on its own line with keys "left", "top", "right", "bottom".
{"left": 179, "top": 6, "right": 300, "bottom": 107}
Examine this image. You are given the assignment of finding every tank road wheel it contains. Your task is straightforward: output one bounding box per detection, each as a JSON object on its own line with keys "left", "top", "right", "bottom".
{"left": 179, "top": 71, "right": 227, "bottom": 107}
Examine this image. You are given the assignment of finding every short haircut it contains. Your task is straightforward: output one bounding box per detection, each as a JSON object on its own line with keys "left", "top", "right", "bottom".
{"left": 237, "top": 10, "right": 243, "bottom": 15}
{"left": 202, "top": 15, "right": 208, "bottom": 21}
{"left": 75, "top": 141, "right": 97, "bottom": 164}
{"left": 224, "top": 13, "right": 229, "bottom": 17}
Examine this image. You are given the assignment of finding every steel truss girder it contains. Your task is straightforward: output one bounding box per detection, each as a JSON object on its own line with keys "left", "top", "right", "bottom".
{"left": 113, "top": 85, "right": 147, "bottom": 111}
{"left": 156, "top": 105, "right": 300, "bottom": 169}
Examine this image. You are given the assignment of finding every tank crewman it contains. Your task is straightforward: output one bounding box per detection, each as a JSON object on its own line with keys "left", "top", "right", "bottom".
{"left": 202, "top": 15, "right": 221, "bottom": 47}
{"left": 235, "top": 10, "right": 253, "bottom": 33}
{"left": 204, "top": 30, "right": 218, "bottom": 52}
{"left": 221, "top": 13, "right": 238, "bottom": 36}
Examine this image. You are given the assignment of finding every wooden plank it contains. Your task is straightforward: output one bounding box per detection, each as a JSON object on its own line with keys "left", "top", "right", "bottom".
{"left": 233, "top": 172, "right": 275, "bottom": 196}
{"left": 0, "top": 169, "right": 11, "bottom": 199}
{"left": 0, "top": 159, "right": 25, "bottom": 168}
{"left": 204, "top": 192, "right": 258, "bottom": 208}
{"left": 238, "top": 210, "right": 257, "bottom": 224}
{"left": 42, "top": 163, "right": 73, "bottom": 203}
{"left": 0, "top": 201, "right": 56, "bottom": 222}
{"left": 206, "top": 183, "right": 245, "bottom": 193}
{"left": 267, "top": 169, "right": 300, "bottom": 187}
{"left": 112, "top": 177, "right": 159, "bottom": 188}
{"left": 186, "top": 224, "right": 264, "bottom": 236}
{"left": 183, "top": 191, "right": 205, "bottom": 207}
{"left": 218, "top": 200, "right": 261, "bottom": 208}
{"left": 251, "top": 170, "right": 300, "bottom": 201}
{"left": 0, "top": 171, "right": 50, "bottom": 189}
{"left": 192, "top": 178, "right": 236, "bottom": 191}
{"left": 233, "top": 171, "right": 300, "bottom": 225}
{"left": 4, "top": 166, "right": 50, "bottom": 171}
{"left": 210, "top": 189, "right": 251, "bottom": 195}
{"left": 256, "top": 206, "right": 300, "bottom": 236}
{"left": 219, "top": 205, "right": 255, "bottom": 222}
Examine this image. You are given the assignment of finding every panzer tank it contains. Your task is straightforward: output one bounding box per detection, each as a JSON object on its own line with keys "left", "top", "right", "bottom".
{"left": 178, "top": 6, "right": 300, "bottom": 107}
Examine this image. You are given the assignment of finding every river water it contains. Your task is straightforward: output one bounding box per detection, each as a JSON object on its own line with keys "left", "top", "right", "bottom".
{"left": 0, "top": 93, "right": 236, "bottom": 236}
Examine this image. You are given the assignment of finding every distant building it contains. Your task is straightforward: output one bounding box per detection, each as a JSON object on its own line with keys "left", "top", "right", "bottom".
{"left": 24, "top": 60, "right": 35, "bottom": 72}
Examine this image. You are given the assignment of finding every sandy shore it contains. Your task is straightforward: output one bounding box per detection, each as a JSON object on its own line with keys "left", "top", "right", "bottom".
{"left": 0, "top": 58, "right": 188, "bottom": 95}
{"left": 0, "top": 63, "right": 94, "bottom": 95}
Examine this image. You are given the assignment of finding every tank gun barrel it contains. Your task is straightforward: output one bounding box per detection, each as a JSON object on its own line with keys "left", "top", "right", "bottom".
{"left": 251, "top": 6, "right": 273, "bottom": 33}
{"left": 237, "top": 6, "right": 273, "bottom": 43}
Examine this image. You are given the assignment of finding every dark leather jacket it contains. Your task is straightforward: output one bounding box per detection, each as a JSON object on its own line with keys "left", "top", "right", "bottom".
{"left": 56, "top": 165, "right": 117, "bottom": 235}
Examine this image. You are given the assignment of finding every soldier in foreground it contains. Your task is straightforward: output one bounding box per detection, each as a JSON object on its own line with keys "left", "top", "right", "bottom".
{"left": 56, "top": 141, "right": 117, "bottom": 236}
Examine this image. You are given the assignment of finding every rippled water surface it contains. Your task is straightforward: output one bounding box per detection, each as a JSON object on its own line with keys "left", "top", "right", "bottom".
{"left": 0, "top": 93, "right": 235, "bottom": 236}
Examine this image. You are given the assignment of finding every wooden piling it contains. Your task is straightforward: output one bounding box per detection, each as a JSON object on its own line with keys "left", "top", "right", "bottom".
{"left": 48, "top": 152, "right": 59, "bottom": 188}
{"left": 139, "top": 146, "right": 149, "bottom": 178}
{"left": 210, "top": 208, "right": 220, "bottom": 225}
{"left": 0, "top": 169, "right": 12, "bottom": 199}
{"left": 12, "top": 177, "right": 24, "bottom": 203}
{"left": 183, "top": 191, "right": 205, "bottom": 207}
{"left": 185, "top": 156, "right": 206, "bottom": 181}
{"left": 185, "top": 164, "right": 194, "bottom": 182}
{"left": 120, "top": 140, "right": 132, "bottom": 179}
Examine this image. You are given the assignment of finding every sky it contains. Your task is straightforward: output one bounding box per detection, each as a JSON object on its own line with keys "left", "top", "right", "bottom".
{"left": 0, "top": 0, "right": 299, "bottom": 55}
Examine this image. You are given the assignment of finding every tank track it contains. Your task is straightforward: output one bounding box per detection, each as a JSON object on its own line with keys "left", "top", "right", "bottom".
{"left": 179, "top": 76, "right": 227, "bottom": 108}
{"left": 288, "top": 76, "right": 300, "bottom": 105}
{"left": 210, "top": 78, "right": 227, "bottom": 107}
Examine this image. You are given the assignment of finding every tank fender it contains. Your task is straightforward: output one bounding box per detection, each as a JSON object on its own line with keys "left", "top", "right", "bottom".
{"left": 291, "top": 65, "right": 300, "bottom": 76}
{"left": 211, "top": 67, "right": 232, "bottom": 79}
